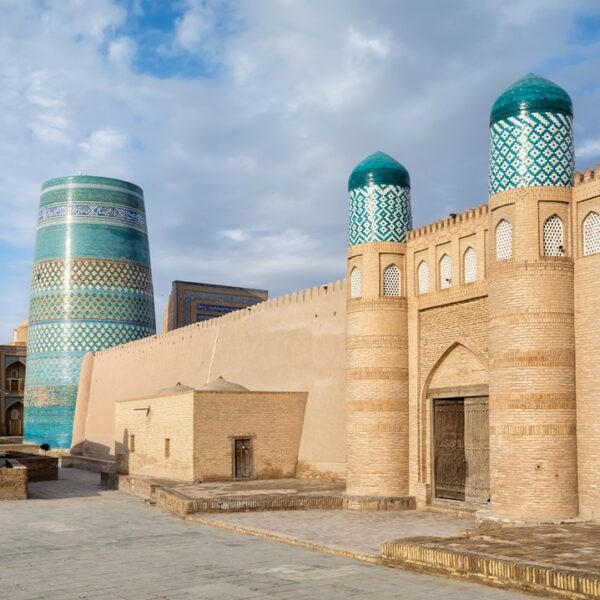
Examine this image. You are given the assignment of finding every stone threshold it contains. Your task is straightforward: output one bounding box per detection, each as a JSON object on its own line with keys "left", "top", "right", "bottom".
{"left": 381, "top": 538, "right": 600, "bottom": 599}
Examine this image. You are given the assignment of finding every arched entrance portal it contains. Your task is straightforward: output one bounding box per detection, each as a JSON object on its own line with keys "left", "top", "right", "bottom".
{"left": 424, "top": 343, "right": 489, "bottom": 505}
{"left": 6, "top": 402, "right": 23, "bottom": 436}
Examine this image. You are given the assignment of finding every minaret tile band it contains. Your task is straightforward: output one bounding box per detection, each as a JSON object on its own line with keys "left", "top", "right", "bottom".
{"left": 24, "top": 175, "right": 156, "bottom": 448}
{"left": 489, "top": 74, "right": 574, "bottom": 195}
{"left": 348, "top": 151, "right": 412, "bottom": 245}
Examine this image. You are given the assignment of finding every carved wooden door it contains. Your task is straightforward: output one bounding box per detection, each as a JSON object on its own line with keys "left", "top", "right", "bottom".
{"left": 464, "top": 397, "right": 489, "bottom": 504}
{"left": 434, "top": 398, "right": 466, "bottom": 500}
{"left": 234, "top": 438, "right": 252, "bottom": 479}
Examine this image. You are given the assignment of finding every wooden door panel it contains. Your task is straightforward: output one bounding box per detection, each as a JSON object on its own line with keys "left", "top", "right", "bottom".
{"left": 434, "top": 399, "right": 465, "bottom": 500}
{"left": 464, "top": 397, "right": 489, "bottom": 504}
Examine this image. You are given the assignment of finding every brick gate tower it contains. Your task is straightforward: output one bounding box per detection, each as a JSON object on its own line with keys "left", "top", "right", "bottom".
{"left": 24, "top": 175, "right": 156, "bottom": 449}
{"left": 487, "top": 74, "right": 578, "bottom": 520}
{"left": 345, "top": 151, "right": 413, "bottom": 509}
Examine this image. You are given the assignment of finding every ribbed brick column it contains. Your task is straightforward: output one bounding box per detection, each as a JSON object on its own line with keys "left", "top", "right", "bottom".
{"left": 346, "top": 242, "right": 409, "bottom": 500}
{"left": 487, "top": 74, "right": 577, "bottom": 520}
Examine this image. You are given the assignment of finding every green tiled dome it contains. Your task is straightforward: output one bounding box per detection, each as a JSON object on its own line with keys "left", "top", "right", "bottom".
{"left": 348, "top": 151, "right": 410, "bottom": 191}
{"left": 490, "top": 73, "right": 572, "bottom": 125}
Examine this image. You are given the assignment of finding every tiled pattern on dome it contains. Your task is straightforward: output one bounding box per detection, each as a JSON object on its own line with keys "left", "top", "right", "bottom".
{"left": 496, "top": 220, "right": 513, "bottom": 260}
{"left": 464, "top": 247, "right": 477, "bottom": 283}
{"left": 24, "top": 177, "right": 156, "bottom": 448}
{"left": 38, "top": 203, "right": 147, "bottom": 231}
{"left": 350, "top": 268, "right": 361, "bottom": 298}
{"left": 543, "top": 215, "right": 564, "bottom": 256}
{"left": 383, "top": 264, "right": 401, "bottom": 296}
{"left": 489, "top": 112, "right": 574, "bottom": 195}
{"left": 349, "top": 184, "right": 412, "bottom": 245}
{"left": 583, "top": 212, "right": 600, "bottom": 256}
{"left": 440, "top": 255, "right": 452, "bottom": 289}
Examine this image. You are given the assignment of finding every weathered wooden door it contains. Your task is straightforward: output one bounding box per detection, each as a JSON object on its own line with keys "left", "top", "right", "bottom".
{"left": 464, "top": 397, "right": 489, "bottom": 504}
{"left": 6, "top": 404, "right": 23, "bottom": 436}
{"left": 234, "top": 438, "right": 252, "bottom": 479}
{"left": 434, "top": 398, "right": 466, "bottom": 500}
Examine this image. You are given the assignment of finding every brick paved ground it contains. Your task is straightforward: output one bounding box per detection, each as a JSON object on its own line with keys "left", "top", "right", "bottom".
{"left": 191, "top": 509, "right": 474, "bottom": 557}
{"left": 0, "top": 469, "right": 528, "bottom": 599}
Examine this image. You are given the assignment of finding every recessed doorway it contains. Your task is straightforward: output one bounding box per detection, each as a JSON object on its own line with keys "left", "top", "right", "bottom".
{"left": 433, "top": 396, "right": 489, "bottom": 504}
{"left": 233, "top": 437, "right": 253, "bottom": 479}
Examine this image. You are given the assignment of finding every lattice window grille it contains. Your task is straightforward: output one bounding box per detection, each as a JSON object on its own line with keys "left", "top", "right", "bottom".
{"left": 464, "top": 247, "right": 477, "bottom": 283}
{"left": 440, "top": 255, "right": 452, "bottom": 289}
{"left": 383, "top": 264, "right": 401, "bottom": 296}
{"left": 496, "top": 220, "right": 513, "bottom": 260}
{"left": 350, "top": 267, "right": 362, "bottom": 298}
{"left": 583, "top": 212, "right": 600, "bottom": 256}
{"left": 417, "top": 261, "right": 429, "bottom": 295}
{"left": 543, "top": 215, "right": 564, "bottom": 256}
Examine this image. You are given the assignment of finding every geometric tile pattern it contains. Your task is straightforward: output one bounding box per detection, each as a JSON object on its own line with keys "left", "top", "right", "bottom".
{"left": 29, "top": 289, "right": 155, "bottom": 324}
{"left": 24, "top": 175, "right": 156, "bottom": 448}
{"left": 583, "top": 212, "right": 600, "bottom": 256}
{"left": 496, "top": 220, "right": 513, "bottom": 260}
{"left": 464, "top": 247, "right": 477, "bottom": 283}
{"left": 27, "top": 321, "right": 155, "bottom": 354}
{"left": 31, "top": 258, "right": 153, "bottom": 293}
{"left": 349, "top": 184, "right": 412, "bottom": 245}
{"left": 39, "top": 203, "right": 147, "bottom": 231}
{"left": 543, "top": 215, "right": 564, "bottom": 256}
{"left": 489, "top": 111, "right": 574, "bottom": 195}
{"left": 383, "top": 264, "right": 401, "bottom": 296}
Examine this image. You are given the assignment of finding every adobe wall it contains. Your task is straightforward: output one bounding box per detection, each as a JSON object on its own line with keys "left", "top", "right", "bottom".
{"left": 195, "top": 391, "right": 307, "bottom": 481}
{"left": 74, "top": 280, "right": 347, "bottom": 480}
{"left": 115, "top": 391, "right": 195, "bottom": 481}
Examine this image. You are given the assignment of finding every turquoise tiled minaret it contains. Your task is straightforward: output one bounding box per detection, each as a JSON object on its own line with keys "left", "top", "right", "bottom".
{"left": 24, "top": 176, "right": 156, "bottom": 448}
{"left": 348, "top": 151, "right": 412, "bottom": 245}
{"left": 489, "top": 73, "right": 574, "bottom": 195}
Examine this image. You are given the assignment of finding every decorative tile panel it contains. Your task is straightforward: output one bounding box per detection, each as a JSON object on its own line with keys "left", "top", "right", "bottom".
{"left": 489, "top": 111, "right": 574, "bottom": 195}
{"left": 24, "top": 176, "right": 156, "bottom": 448}
{"left": 349, "top": 184, "right": 412, "bottom": 245}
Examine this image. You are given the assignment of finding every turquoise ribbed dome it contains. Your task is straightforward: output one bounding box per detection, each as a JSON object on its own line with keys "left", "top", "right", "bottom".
{"left": 348, "top": 151, "right": 410, "bottom": 191}
{"left": 490, "top": 73, "right": 572, "bottom": 125}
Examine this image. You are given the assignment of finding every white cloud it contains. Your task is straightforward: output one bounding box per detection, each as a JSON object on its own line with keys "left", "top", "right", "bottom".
{"left": 2, "top": 0, "right": 600, "bottom": 341}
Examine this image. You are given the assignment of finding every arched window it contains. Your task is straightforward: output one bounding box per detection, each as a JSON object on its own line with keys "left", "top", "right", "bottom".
{"left": 543, "top": 215, "right": 564, "bottom": 256}
{"left": 417, "top": 261, "right": 429, "bottom": 295}
{"left": 583, "top": 212, "right": 600, "bottom": 256}
{"left": 350, "top": 267, "right": 362, "bottom": 298}
{"left": 496, "top": 219, "right": 512, "bottom": 260}
{"left": 383, "top": 264, "right": 401, "bottom": 296}
{"left": 464, "top": 247, "right": 477, "bottom": 283}
{"left": 440, "top": 255, "right": 452, "bottom": 289}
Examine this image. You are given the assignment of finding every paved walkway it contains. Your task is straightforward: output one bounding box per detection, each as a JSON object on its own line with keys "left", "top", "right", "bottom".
{"left": 0, "top": 469, "right": 528, "bottom": 599}
{"left": 191, "top": 509, "right": 474, "bottom": 557}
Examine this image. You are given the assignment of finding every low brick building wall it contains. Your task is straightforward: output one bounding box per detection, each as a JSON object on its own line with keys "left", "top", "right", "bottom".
{"left": 0, "top": 452, "right": 58, "bottom": 482}
{"left": 0, "top": 459, "right": 27, "bottom": 500}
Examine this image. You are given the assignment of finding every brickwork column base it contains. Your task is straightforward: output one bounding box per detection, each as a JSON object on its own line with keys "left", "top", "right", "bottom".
{"left": 344, "top": 494, "right": 416, "bottom": 511}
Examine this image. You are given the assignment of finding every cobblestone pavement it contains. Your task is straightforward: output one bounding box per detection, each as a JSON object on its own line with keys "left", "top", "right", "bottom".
{"left": 191, "top": 509, "right": 474, "bottom": 557}
{"left": 0, "top": 469, "right": 528, "bottom": 599}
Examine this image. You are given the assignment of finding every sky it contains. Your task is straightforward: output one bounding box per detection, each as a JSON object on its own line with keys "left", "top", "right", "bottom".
{"left": 2, "top": 0, "right": 600, "bottom": 341}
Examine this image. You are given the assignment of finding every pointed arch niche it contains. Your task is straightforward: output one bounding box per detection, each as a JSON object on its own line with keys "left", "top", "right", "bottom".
{"left": 420, "top": 342, "right": 489, "bottom": 506}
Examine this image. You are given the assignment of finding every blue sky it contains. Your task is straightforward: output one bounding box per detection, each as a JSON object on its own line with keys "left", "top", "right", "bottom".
{"left": 2, "top": 0, "right": 600, "bottom": 341}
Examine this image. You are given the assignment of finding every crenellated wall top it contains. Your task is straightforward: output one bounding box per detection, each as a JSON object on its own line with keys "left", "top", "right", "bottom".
{"left": 406, "top": 204, "right": 488, "bottom": 242}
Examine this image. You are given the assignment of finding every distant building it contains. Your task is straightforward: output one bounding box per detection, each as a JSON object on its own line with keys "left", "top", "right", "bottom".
{"left": 1, "top": 320, "right": 27, "bottom": 437}
{"left": 163, "top": 281, "right": 268, "bottom": 331}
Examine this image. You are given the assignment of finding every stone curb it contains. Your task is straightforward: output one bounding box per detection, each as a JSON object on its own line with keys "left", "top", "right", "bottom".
{"left": 381, "top": 539, "right": 600, "bottom": 600}
{"left": 186, "top": 514, "right": 381, "bottom": 565}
